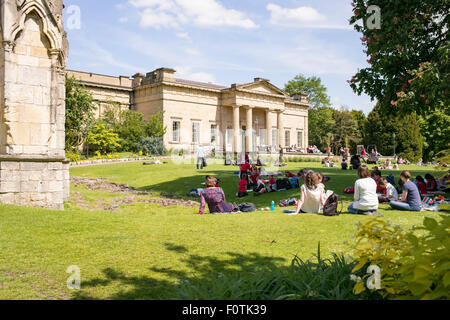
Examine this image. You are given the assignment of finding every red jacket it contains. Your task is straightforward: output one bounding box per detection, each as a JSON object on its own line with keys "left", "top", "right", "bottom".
{"left": 240, "top": 162, "right": 250, "bottom": 172}
{"left": 238, "top": 179, "right": 248, "bottom": 193}
{"left": 417, "top": 181, "right": 427, "bottom": 195}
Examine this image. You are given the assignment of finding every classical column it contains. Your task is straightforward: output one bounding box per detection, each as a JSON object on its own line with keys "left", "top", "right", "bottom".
{"left": 232, "top": 105, "right": 240, "bottom": 153}
{"left": 277, "top": 110, "right": 284, "bottom": 148}
{"left": 245, "top": 106, "right": 253, "bottom": 153}
{"left": 265, "top": 110, "right": 271, "bottom": 150}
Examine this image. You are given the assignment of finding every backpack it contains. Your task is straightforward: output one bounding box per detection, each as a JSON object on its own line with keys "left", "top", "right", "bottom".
{"left": 238, "top": 202, "right": 256, "bottom": 212}
{"left": 323, "top": 193, "right": 342, "bottom": 216}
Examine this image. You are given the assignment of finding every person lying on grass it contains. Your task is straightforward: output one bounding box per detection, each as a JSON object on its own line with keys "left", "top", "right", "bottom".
{"left": 289, "top": 172, "right": 325, "bottom": 215}
{"left": 389, "top": 170, "right": 423, "bottom": 212}
{"left": 347, "top": 165, "right": 378, "bottom": 215}
{"left": 199, "top": 176, "right": 237, "bottom": 215}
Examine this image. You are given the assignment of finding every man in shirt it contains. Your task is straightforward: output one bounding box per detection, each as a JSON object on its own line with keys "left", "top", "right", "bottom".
{"left": 196, "top": 145, "right": 205, "bottom": 169}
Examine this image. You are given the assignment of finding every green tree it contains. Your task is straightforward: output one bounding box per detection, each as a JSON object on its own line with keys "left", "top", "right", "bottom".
{"left": 348, "top": 0, "right": 449, "bottom": 116}
{"left": 418, "top": 109, "right": 450, "bottom": 161}
{"left": 284, "top": 74, "right": 331, "bottom": 109}
{"left": 308, "top": 107, "right": 335, "bottom": 150}
{"left": 332, "top": 108, "right": 359, "bottom": 154}
{"left": 101, "top": 104, "right": 166, "bottom": 152}
{"left": 147, "top": 109, "right": 166, "bottom": 138}
{"left": 365, "top": 104, "right": 423, "bottom": 161}
{"left": 88, "top": 123, "right": 121, "bottom": 154}
{"left": 65, "top": 76, "right": 95, "bottom": 152}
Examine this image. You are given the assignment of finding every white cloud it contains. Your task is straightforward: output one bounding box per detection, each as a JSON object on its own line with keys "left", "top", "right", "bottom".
{"left": 174, "top": 66, "right": 217, "bottom": 83}
{"left": 266, "top": 3, "right": 352, "bottom": 30}
{"left": 176, "top": 32, "right": 191, "bottom": 40}
{"left": 129, "top": 0, "right": 258, "bottom": 29}
{"left": 119, "top": 17, "right": 129, "bottom": 23}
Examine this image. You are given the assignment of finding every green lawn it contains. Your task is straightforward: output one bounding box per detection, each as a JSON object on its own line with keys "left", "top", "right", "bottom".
{"left": 0, "top": 160, "right": 446, "bottom": 299}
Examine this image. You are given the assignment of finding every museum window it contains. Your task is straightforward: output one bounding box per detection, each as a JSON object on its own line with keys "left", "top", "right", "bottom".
{"left": 259, "top": 129, "right": 266, "bottom": 146}
{"left": 192, "top": 122, "right": 200, "bottom": 144}
{"left": 297, "top": 131, "right": 303, "bottom": 148}
{"left": 285, "top": 130, "right": 290, "bottom": 147}
{"left": 211, "top": 124, "right": 217, "bottom": 143}
{"left": 226, "top": 126, "right": 233, "bottom": 144}
{"left": 272, "top": 129, "right": 278, "bottom": 147}
{"left": 172, "top": 121, "right": 180, "bottom": 142}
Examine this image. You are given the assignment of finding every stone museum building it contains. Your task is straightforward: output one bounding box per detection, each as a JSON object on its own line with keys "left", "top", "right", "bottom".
{"left": 67, "top": 68, "right": 310, "bottom": 154}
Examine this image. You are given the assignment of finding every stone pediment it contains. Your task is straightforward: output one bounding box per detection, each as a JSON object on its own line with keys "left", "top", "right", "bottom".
{"left": 237, "top": 79, "right": 288, "bottom": 97}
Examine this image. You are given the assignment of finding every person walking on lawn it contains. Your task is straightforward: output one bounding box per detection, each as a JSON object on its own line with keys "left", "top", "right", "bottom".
{"left": 196, "top": 145, "right": 205, "bottom": 170}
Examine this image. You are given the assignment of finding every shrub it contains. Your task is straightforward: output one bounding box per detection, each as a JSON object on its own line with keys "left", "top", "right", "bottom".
{"left": 88, "top": 123, "right": 121, "bottom": 154}
{"left": 350, "top": 215, "right": 450, "bottom": 300}
{"left": 66, "top": 150, "right": 81, "bottom": 162}
{"left": 136, "top": 136, "right": 166, "bottom": 156}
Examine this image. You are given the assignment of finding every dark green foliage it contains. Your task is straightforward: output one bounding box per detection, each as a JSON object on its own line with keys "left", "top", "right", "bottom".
{"left": 308, "top": 107, "right": 335, "bottom": 150}
{"left": 136, "top": 136, "right": 166, "bottom": 156}
{"left": 365, "top": 104, "right": 423, "bottom": 161}
{"left": 348, "top": 0, "right": 449, "bottom": 116}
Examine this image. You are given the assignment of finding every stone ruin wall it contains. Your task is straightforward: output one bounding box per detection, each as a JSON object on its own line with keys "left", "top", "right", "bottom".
{"left": 0, "top": 0, "right": 69, "bottom": 210}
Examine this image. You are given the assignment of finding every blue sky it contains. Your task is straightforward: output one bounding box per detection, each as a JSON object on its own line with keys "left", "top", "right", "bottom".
{"left": 63, "top": 0, "right": 376, "bottom": 114}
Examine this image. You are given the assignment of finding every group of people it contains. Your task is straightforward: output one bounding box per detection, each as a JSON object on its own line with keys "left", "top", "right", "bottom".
{"left": 306, "top": 145, "right": 321, "bottom": 154}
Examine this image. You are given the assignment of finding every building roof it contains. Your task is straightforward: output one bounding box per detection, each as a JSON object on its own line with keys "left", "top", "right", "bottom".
{"left": 174, "top": 78, "right": 227, "bottom": 90}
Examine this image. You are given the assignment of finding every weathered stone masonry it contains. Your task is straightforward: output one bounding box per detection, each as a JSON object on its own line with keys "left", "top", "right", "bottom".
{"left": 0, "top": 0, "right": 69, "bottom": 210}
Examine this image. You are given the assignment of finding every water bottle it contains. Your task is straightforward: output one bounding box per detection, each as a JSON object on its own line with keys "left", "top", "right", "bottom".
{"left": 270, "top": 201, "right": 275, "bottom": 211}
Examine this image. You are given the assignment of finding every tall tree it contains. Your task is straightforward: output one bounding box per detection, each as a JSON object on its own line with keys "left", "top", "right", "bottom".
{"left": 365, "top": 104, "right": 423, "bottom": 161}
{"left": 65, "top": 76, "right": 95, "bottom": 152}
{"left": 332, "top": 108, "right": 359, "bottom": 154}
{"left": 308, "top": 107, "right": 335, "bottom": 151}
{"left": 284, "top": 74, "right": 332, "bottom": 149}
{"left": 284, "top": 74, "right": 331, "bottom": 109}
{"left": 348, "top": 0, "right": 449, "bottom": 116}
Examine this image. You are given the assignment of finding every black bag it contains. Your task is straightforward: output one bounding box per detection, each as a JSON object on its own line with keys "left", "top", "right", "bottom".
{"left": 202, "top": 158, "right": 207, "bottom": 167}
{"left": 238, "top": 202, "right": 256, "bottom": 212}
{"left": 276, "top": 178, "right": 292, "bottom": 190}
{"left": 323, "top": 193, "right": 342, "bottom": 216}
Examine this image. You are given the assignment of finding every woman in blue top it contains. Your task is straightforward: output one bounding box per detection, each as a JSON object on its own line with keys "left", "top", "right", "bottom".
{"left": 389, "top": 170, "right": 422, "bottom": 211}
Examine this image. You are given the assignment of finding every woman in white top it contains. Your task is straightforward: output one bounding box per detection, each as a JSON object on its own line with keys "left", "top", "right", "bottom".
{"left": 289, "top": 172, "right": 325, "bottom": 215}
{"left": 348, "top": 165, "right": 378, "bottom": 215}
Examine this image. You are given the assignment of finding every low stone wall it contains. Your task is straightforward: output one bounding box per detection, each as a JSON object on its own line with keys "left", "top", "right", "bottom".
{"left": 0, "top": 160, "right": 69, "bottom": 210}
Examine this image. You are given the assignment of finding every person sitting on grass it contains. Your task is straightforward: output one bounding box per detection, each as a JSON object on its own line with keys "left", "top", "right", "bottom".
{"left": 378, "top": 177, "right": 399, "bottom": 203}
{"left": 239, "top": 160, "right": 251, "bottom": 183}
{"left": 317, "top": 173, "right": 326, "bottom": 190}
{"left": 371, "top": 169, "right": 386, "bottom": 195}
{"left": 237, "top": 173, "right": 249, "bottom": 198}
{"left": 249, "top": 168, "right": 259, "bottom": 189}
{"left": 415, "top": 175, "right": 428, "bottom": 196}
{"left": 341, "top": 159, "right": 348, "bottom": 170}
{"left": 289, "top": 172, "right": 325, "bottom": 215}
{"left": 347, "top": 165, "right": 379, "bottom": 215}
{"left": 267, "top": 175, "right": 277, "bottom": 192}
{"left": 199, "top": 176, "right": 237, "bottom": 215}
{"left": 253, "top": 177, "right": 267, "bottom": 196}
{"left": 389, "top": 170, "right": 423, "bottom": 212}
{"left": 424, "top": 173, "right": 438, "bottom": 191}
